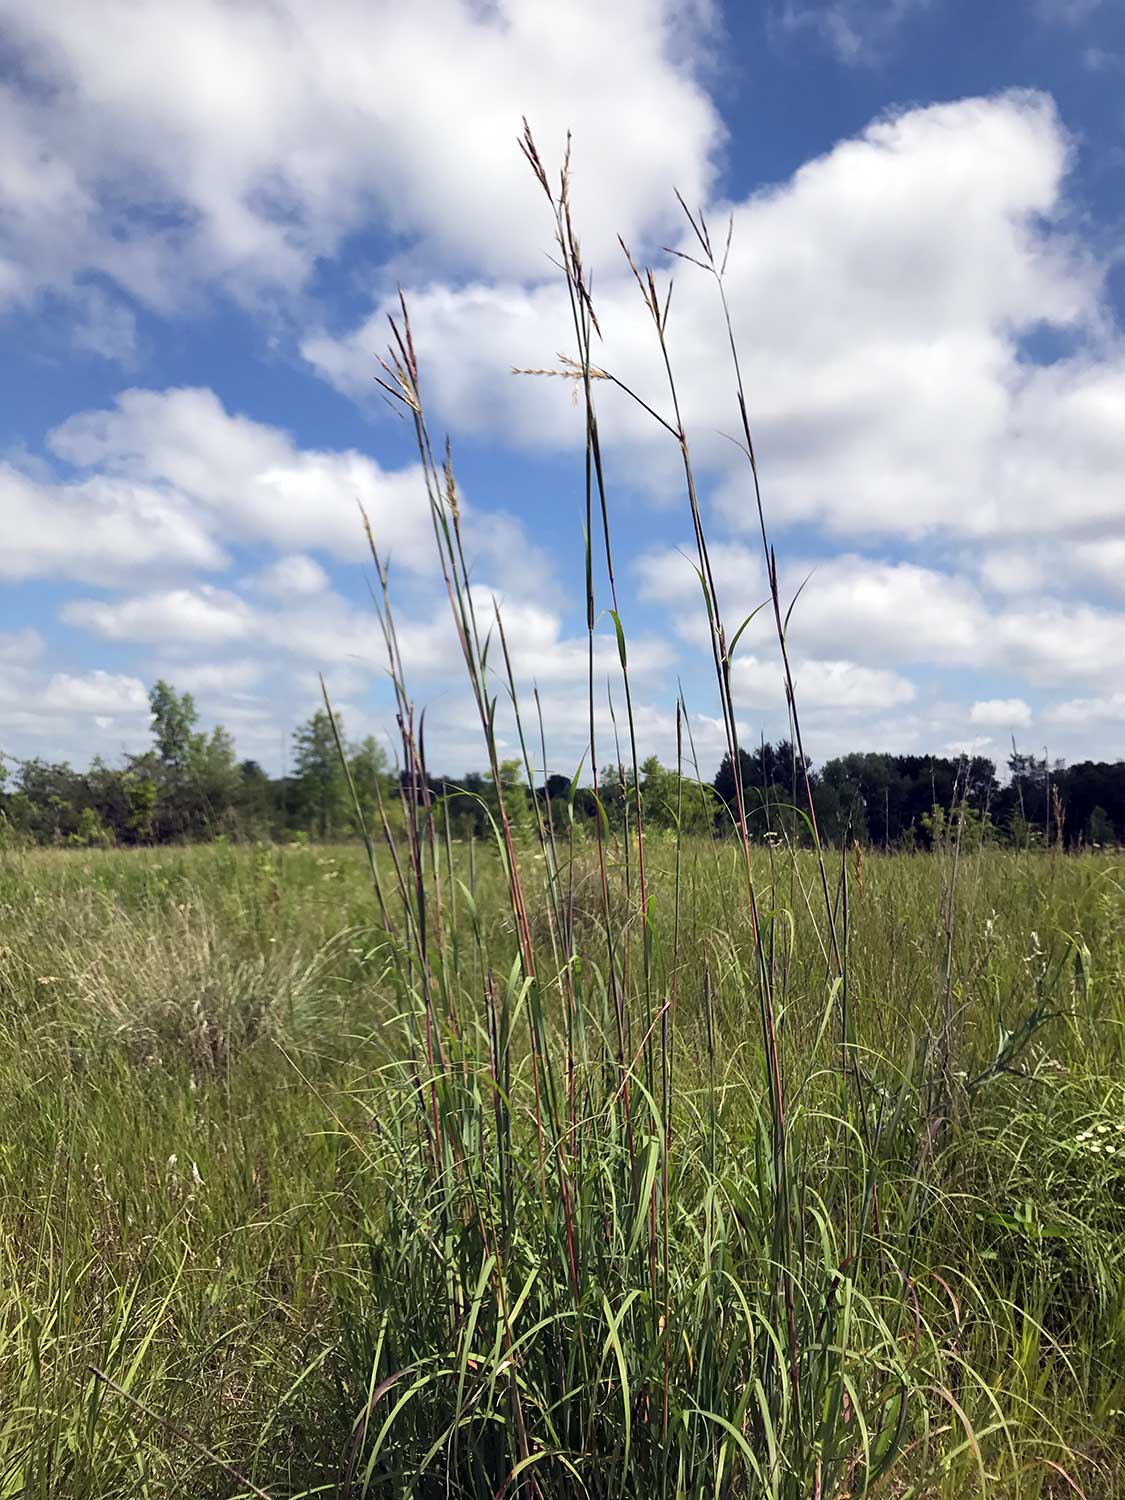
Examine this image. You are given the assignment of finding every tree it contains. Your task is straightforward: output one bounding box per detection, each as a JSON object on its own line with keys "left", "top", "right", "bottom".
{"left": 126, "top": 773, "right": 158, "bottom": 843}
{"left": 489, "top": 758, "right": 535, "bottom": 843}
{"left": 640, "top": 755, "right": 717, "bottom": 835}
{"left": 920, "top": 802, "right": 995, "bottom": 852}
{"left": 235, "top": 760, "right": 276, "bottom": 835}
{"left": 144, "top": 682, "right": 244, "bottom": 839}
{"left": 714, "top": 741, "right": 813, "bottom": 842}
{"left": 639, "top": 755, "right": 676, "bottom": 827}
{"left": 149, "top": 680, "right": 201, "bottom": 770}
{"left": 811, "top": 751, "right": 998, "bottom": 849}
{"left": 1086, "top": 805, "right": 1115, "bottom": 848}
{"left": 813, "top": 763, "right": 871, "bottom": 847}
{"left": 712, "top": 748, "right": 754, "bottom": 815}
{"left": 71, "top": 806, "right": 113, "bottom": 847}
{"left": 598, "top": 762, "right": 634, "bottom": 831}
{"left": 9, "top": 759, "right": 83, "bottom": 842}
{"left": 1000, "top": 748, "right": 1063, "bottom": 845}
{"left": 348, "top": 735, "right": 391, "bottom": 829}
{"left": 187, "top": 725, "right": 241, "bottom": 835}
{"left": 292, "top": 710, "right": 347, "bottom": 838}
{"left": 441, "top": 771, "right": 489, "bottom": 838}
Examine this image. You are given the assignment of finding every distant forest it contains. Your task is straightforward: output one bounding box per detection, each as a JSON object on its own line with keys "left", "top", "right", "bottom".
{"left": 2, "top": 679, "right": 1122, "bottom": 851}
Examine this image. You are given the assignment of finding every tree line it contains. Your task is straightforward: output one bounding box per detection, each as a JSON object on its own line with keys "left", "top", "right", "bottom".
{"left": 1, "top": 680, "right": 1121, "bottom": 851}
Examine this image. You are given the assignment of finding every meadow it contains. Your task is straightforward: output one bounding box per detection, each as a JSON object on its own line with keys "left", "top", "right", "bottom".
{"left": 1, "top": 837, "right": 1122, "bottom": 1497}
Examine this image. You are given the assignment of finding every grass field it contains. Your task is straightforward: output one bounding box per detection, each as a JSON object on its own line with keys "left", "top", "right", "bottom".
{"left": 1, "top": 837, "right": 1123, "bottom": 1498}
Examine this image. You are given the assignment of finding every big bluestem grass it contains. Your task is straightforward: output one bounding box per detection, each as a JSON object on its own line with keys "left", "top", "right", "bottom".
{"left": 303, "top": 134, "right": 1123, "bottom": 1498}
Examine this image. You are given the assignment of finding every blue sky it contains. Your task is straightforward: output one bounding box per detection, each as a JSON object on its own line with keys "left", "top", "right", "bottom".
{"left": 2, "top": 0, "right": 1124, "bottom": 781}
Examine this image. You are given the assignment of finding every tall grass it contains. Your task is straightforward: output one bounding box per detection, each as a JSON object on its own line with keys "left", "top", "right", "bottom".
{"left": 306, "top": 133, "right": 1122, "bottom": 1496}
{"left": 0, "top": 844, "right": 1122, "bottom": 1495}
{"left": 1, "top": 134, "right": 1123, "bottom": 1498}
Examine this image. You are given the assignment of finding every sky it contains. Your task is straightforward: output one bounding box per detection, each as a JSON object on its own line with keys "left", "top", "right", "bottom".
{"left": 2, "top": 0, "right": 1124, "bottom": 783}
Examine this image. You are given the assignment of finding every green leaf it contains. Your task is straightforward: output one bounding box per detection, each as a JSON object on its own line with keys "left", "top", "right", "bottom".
{"left": 608, "top": 609, "right": 628, "bottom": 671}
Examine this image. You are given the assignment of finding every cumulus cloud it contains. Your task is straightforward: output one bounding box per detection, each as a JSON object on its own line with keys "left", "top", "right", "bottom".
{"left": 0, "top": 659, "right": 152, "bottom": 765}
{"left": 255, "top": 554, "right": 330, "bottom": 598}
{"left": 6, "top": 385, "right": 547, "bottom": 595}
{"left": 68, "top": 285, "right": 140, "bottom": 364}
{"left": 63, "top": 574, "right": 671, "bottom": 692}
{"left": 1035, "top": 0, "right": 1104, "bottom": 23}
{"left": 0, "top": 0, "right": 721, "bottom": 318}
{"left": 970, "top": 698, "right": 1032, "bottom": 728}
{"left": 42, "top": 564, "right": 681, "bottom": 776}
{"left": 638, "top": 541, "right": 1125, "bottom": 687}
{"left": 63, "top": 586, "right": 256, "bottom": 647}
{"left": 308, "top": 91, "right": 1123, "bottom": 554}
{"left": 637, "top": 545, "right": 983, "bottom": 662}
{"left": 158, "top": 660, "right": 266, "bottom": 696}
{"left": 48, "top": 387, "right": 439, "bottom": 569}
{"left": 976, "top": 538, "right": 1125, "bottom": 600}
{"left": 736, "top": 654, "right": 916, "bottom": 710}
{"left": 42, "top": 670, "right": 150, "bottom": 715}
{"left": 1048, "top": 692, "right": 1125, "bottom": 726}
{"left": 0, "top": 461, "right": 225, "bottom": 586}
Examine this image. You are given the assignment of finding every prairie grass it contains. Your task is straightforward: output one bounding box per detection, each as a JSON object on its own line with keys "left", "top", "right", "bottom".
{"left": 2, "top": 133, "right": 1125, "bottom": 1499}
{"left": 1, "top": 841, "right": 1123, "bottom": 1497}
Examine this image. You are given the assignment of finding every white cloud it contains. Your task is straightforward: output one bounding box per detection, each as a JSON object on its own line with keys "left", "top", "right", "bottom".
{"left": 736, "top": 654, "right": 916, "bottom": 710}
{"left": 309, "top": 91, "right": 1123, "bottom": 554}
{"left": 0, "top": 0, "right": 721, "bottom": 316}
{"left": 49, "top": 565, "right": 679, "bottom": 777}
{"left": 0, "top": 461, "right": 226, "bottom": 585}
{"left": 638, "top": 545, "right": 988, "bottom": 664}
{"left": 767, "top": 557, "right": 988, "bottom": 666}
{"left": 44, "top": 386, "right": 548, "bottom": 592}
{"left": 152, "top": 659, "right": 266, "bottom": 696}
{"left": 303, "top": 281, "right": 578, "bottom": 443}
{"left": 970, "top": 697, "right": 1032, "bottom": 728}
{"left": 455, "top": 589, "right": 672, "bottom": 689}
{"left": 0, "top": 629, "right": 46, "bottom": 665}
{"left": 992, "top": 601, "right": 1125, "bottom": 684}
{"left": 64, "top": 575, "right": 671, "bottom": 693}
{"left": 639, "top": 540, "right": 1125, "bottom": 695}
{"left": 42, "top": 670, "right": 149, "bottom": 716}
{"left": 0, "top": 659, "right": 152, "bottom": 765}
{"left": 63, "top": 586, "right": 256, "bottom": 646}
{"left": 48, "top": 386, "right": 437, "bottom": 569}
{"left": 635, "top": 541, "right": 765, "bottom": 618}
{"left": 10, "top": 378, "right": 479, "bottom": 597}
{"left": 943, "top": 735, "right": 995, "bottom": 757}
{"left": 1048, "top": 692, "right": 1125, "bottom": 726}
{"left": 976, "top": 537, "right": 1125, "bottom": 600}
{"left": 255, "top": 554, "right": 330, "bottom": 598}
{"left": 1082, "top": 45, "right": 1122, "bottom": 73}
